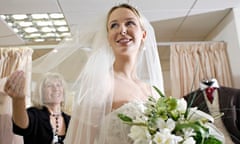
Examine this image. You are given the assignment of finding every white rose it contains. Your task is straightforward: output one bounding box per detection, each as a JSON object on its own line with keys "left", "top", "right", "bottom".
{"left": 182, "top": 137, "right": 196, "bottom": 144}
{"left": 128, "top": 126, "right": 150, "bottom": 143}
{"left": 177, "top": 98, "right": 187, "bottom": 113}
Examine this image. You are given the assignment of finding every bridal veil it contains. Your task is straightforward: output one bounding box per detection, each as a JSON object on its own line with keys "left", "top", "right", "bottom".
{"left": 33, "top": 3, "right": 164, "bottom": 144}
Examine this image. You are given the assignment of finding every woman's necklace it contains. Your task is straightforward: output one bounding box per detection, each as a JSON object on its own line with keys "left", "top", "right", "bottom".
{"left": 52, "top": 113, "right": 62, "bottom": 144}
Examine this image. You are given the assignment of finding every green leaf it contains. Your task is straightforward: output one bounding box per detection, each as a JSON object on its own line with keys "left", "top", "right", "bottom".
{"left": 175, "top": 122, "right": 209, "bottom": 144}
{"left": 167, "top": 97, "right": 177, "bottom": 111}
{"left": 153, "top": 86, "right": 165, "bottom": 97}
{"left": 204, "top": 135, "right": 222, "bottom": 144}
{"left": 118, "top": 113, "right": 133, "bottom": 123}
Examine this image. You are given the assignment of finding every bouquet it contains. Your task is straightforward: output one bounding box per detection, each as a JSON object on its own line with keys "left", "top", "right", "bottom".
{"left": 118, "top": 86, "right": 224, "bottom": 144}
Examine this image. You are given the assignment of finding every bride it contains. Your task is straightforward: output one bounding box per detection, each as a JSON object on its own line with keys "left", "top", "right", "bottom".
{"left": 64, "top": 3, "right": 164, "bottom": 144}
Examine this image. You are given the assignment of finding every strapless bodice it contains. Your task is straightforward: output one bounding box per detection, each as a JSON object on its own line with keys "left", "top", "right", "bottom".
{"left": 97, "top": 102, "right": 145, "bottom": 144}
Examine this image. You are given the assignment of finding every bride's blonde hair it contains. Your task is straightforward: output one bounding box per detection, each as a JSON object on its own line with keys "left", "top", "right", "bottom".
{"left": 106, "top": 3, "right": 145, "bottom": 31}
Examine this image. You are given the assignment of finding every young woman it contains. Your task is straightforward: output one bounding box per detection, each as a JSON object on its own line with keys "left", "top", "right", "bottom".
{"left": 4, "top": 72, "right": 70, "bottom": 144}
{"left": 64, "top": 3, "right": 164, "bottom": 144}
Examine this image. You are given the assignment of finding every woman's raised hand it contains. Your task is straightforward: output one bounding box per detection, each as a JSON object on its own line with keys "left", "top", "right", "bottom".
{"left": 4, "top": 70, "right": 26, "bottom": 99}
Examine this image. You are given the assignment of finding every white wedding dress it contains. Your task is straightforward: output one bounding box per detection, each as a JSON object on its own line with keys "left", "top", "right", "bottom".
{"left": 98, "top": 101, "right": 145, "bottom": 144}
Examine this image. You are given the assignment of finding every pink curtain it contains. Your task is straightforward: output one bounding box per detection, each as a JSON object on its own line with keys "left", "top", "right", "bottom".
{"left": 170, "top": 42, "right": 232, "bottom": 98}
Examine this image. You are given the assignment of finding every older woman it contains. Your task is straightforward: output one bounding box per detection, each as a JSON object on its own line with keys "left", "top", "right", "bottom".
{"left": 4, "top": 71, "right": 70, "bottom": 144}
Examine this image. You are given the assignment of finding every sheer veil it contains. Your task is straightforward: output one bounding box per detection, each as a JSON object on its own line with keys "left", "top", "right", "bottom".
{"left": 33, "top": 4, "right": 164, "bottom": 144}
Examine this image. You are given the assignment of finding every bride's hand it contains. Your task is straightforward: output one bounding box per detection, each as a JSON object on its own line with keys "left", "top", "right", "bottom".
{"left": 4, "top": 70, "right": 26, "bottom": 99}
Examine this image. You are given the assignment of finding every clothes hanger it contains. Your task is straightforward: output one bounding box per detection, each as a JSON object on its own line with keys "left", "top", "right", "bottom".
{"left": 202, "top": 79, "right": 214, "bottom": 86}
{"left": 200, "top": 78, "right": 220, "bottom": 88}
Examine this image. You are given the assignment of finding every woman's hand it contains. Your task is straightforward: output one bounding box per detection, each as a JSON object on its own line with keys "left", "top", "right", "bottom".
{"left": 4, "top": 70, "right": 29, "bottom": 129}
{"left": 4, "top": 70, "right": 26, "bottom": 99}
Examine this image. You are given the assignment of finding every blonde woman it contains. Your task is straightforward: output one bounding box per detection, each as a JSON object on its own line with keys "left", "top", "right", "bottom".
{"left": 65, "top": 3, "right": 164, "bottom": 144}
{"left": 4, "top": 71, "right": 70, "bottom": 144}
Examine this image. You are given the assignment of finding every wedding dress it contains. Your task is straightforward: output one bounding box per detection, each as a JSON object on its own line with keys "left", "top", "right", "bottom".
{"left": 99, "top": 101, "right": 144, "bottom": 144}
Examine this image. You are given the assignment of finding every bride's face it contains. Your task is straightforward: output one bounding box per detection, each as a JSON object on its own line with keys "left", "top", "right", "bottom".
{"left": 107, "top": 7, "right": 146, "bottom": 57}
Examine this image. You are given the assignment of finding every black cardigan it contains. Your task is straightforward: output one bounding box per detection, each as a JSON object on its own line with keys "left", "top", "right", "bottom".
{"left": 13, "top": 106, "right": 70, "bottom": 144}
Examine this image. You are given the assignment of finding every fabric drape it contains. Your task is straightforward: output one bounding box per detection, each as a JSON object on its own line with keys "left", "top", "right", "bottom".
{"left": 0, "top": 47, "right": 33, "bottom": 96}
{"left": 170, "top": 42, "right": 232, "bottom": 98}
{"left": 0, "top": 47, "right": 33, "bottom": 144}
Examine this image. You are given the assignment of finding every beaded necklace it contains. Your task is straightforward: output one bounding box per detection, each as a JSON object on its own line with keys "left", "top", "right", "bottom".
{"left": 52, "top": 113, "right": 63, "bottom": 144}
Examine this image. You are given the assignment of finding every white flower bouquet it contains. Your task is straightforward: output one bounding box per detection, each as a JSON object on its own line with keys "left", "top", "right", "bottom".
{"left": 118, "top": 86, "right": 224, "bottom": 144}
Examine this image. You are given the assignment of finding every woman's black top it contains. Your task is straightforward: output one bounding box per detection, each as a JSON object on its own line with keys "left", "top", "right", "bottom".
{"left": 12, "top": 106, "right": 70, "bottom": 144}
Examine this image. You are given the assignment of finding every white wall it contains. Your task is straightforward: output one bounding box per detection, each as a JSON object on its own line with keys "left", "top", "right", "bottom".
{"left": 158, "top": 46, "right": 171, "bottom": 96}
{"left": 206, "top": 9, "right": 240, "bottom": 88}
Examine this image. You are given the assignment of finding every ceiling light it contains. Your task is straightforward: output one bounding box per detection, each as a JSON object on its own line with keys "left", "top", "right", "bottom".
{"left": 56, "top": 38, "right": 62, "bottom": 41}
{"left": 64, "top": 37, "right": 72, "bottom": 41}
{"left": 36, "top": 21, "right": 53, "bottom": 26}
{"left": 50, "top": 13, "right": 64, "bottom": 19}
{"left": 41, "top": 27, "right": 56, "bottom": 32}
{"left": 34, "top": 39, "right": 45, "bottom": 42}
{"left": 43, "top": 33, "right": 56, "bottom": 37}
{"left": 0, "top": 13, "right": 71, "bottom": 44}
{"left": 24, "top": 27, "right": 38, "bottom": 33}
{"left": 18, "top": 21, "right": 33, "bottom": 27}
{"left": 7, "top": 22, "right": 13, "bottom": 27}
{"left": 57, "top": 26, "right": 68, "bottom": 32}
{"left": 0, "top": 15, "right": 6, "bottom": 19}
{"left": 60, "top": 32, "right": 71, "bottom": 37}
{"left": 25, "top": 33, "right": 41, "bottom": 38}
{"left": 13, "top": 28, "right": 19, "bottom": 33}
{"left": 31, "top": 14, "right": 49, "bottom": 19}
{"left": 12, "top": 14, "right": 28, "bottom": 20}
{"left": 53, "top": 20, "right": 66, "bottom": 26}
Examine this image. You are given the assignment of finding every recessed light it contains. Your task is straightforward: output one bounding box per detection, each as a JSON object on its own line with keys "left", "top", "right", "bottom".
{"left": 0, "top": 13, "right": 71, "bottom": 43}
